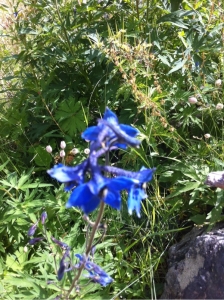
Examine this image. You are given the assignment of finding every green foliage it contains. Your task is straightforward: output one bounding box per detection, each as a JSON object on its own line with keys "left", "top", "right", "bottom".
{"left": 0, "top": 0, "right": 223, "bottom": 298}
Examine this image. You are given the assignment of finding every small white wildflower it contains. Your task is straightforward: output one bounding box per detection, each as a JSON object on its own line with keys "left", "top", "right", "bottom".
{"left": 60, "top": 150, "right": 66, "bottom": 157}
{"left": 46, "top": 145, "right": 52, "bottom": 153}
{"left": 84, "top": 148, "right": 90, "bottom": 155}
{"left": 188, "top": 96, "right": 198, "bottom": 104}
{"left": 215, "top": 79, "right": 222, "bottom": 87}
{"left": 70, "top": 148, "right": 79, "bottom": 155}
{"left": 60, "top": 141, "right": 66, "bottom": 149}
{"left": 24, "top": 246, "right": 28, "bottom": 253}
{"left": 216, "top": 103, "right": 223, "bottom": 110}
{"left": 204, "top": 133, "right": 211, "bottom": 139}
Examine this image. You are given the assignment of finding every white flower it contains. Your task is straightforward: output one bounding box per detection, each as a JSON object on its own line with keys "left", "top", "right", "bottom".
{"left": 84, "top": 148, "right": 90, "bottom": 155}
{"left": 216, "top": 103, "right": 223, "bottom": 110}
{"left": 204, "top": 133, "right": 211, "bottom": 139}
{"left": 188, "top": 96, "right": 197, "bottom": 104}
{"left": 60, "top": 150, "right": 66, "bottom": 157}
{"left": 70, "top": 148, "right": 79, "bottom": 155}
{"left": 46, "top": 145, "right": 52, "bottom": 153}
{"left": 60, "top": 141, "right": 66, "bottom": 149}
{"left": 24, "top": 246, "right": 28, "bottom": 252}
{"left": 215, "top": 79, "right": 222, "bottom": 87}
{"left": 205, "top": 171, "right": 224, "bottom": 189}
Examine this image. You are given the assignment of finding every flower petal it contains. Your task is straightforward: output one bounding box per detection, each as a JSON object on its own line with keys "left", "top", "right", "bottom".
{"left": 103, "top": 107, "right": 118, "bottom": 124}
{"left": 104, "top": 189, "right": 121, "bottom": 210}
{"left": 120, "top": 124, "right": 139, "bottom": 137}
{"left": 107, "top": 177, "right": 135, "bottom": 190}
{"left": 47, "top": 163, "right": 87, "bottom": 184}
{"left": 136, "top": 167, "right": 156, "bottom": 183}
{"left": 66, "top": 184, "right": 101, "bottom": 214}
{"left": 128, "top": 187, "right": 147, "bottom": 217}
{"left": 81, "top": 126, "right": 101, "bottom": 141}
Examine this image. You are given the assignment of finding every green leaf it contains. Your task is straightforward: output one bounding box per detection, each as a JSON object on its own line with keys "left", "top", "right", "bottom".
{"left": 33, "top": 146, "right": 52, "bottom": 167}
{"left": 190, "top": 214, "right": 206, "bottom": 225}
{"left": 55, "top": 98, "right": 88, "bottom": 136}
{"left": 158, "top": 55, "right": 170, "bottom": 66}
{"left": 168, "top": 59, "right": 187, "bottom": 74}
{"left": 166, "top": 182, "right": 200, "bottom": 199}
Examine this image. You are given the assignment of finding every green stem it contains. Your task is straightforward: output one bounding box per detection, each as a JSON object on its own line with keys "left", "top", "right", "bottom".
{"left": 65, "top": 201, "right": 105, "bottom": 298}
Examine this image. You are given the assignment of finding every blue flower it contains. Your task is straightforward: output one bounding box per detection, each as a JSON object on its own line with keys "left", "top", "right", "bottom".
{"left": 75, "top": 254, "right": 113, "bottom": 287}
{"left": 82, "top": 107, "right": 140, "bottom": 149}
{"left": 66, "top": 173, "right": 135, "bottom": 214}
{"left": 101, "top": 166, "right": 156, "bottom": 217}
{"left": 47, "top": 161, "right": 88, "bottom": 188}
{"left": 127, "top": 167, "right": 156, "bottom": 217}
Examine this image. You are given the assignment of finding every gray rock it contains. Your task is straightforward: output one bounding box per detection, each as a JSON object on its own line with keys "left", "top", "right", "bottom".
{"left": 161, "top": 223, "right": 224, "bottom": 299}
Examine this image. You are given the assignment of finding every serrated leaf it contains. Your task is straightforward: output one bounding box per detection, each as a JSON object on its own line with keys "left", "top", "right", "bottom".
{"left": 166, "top": 182, "right": 200, "bottom": 199}
{"left": 55, "top": 98, "right": 87, "bottom": 136}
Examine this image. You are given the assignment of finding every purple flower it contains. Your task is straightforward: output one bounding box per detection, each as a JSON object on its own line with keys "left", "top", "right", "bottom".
{"left": 51, "top": 237, "right": 70, "bottom": 250}
{"left": 75, "top": 254, "right": 113, "bottom": 287}
{"left": 57, "top": 257, "right": 66, "bottom": 281}
{"left": 41, "top": 211, "right": 47, "bottom": 224}
{"left": 27, "top": 223, "right": 38, "bottom": 237}
{"left": 29, "top": 237, "right": 45, "bottom": 245}
{"left": 57, "top": 249, "right": 71, "bottom": 281}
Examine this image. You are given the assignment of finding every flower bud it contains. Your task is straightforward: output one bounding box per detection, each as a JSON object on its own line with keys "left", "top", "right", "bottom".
{"left": 216, "top": 103, "right": 223, "bottom": 110}
{"left": 204, "top": 133, "right": 211, "bottom": 139}
{"left": 188, "top": 97, "right": 197, "bottom": 104}
{"left": 24, "top": 246, "right": 28, "bottom": 252}
{"left": 46, "top": 145, "right": 52, "bottom": 153}
{"left": 84, "top": 148, "right": 90, "bottom": 155}
{"left": 57, "top": 258, "right": 66, "bottom": 281}
{"left": 60, "top": 150, "right": 66, "bottom": 157}
{"left": 41, "top": 211, "right": 47, "bottom": 224}
{"left": 215, "top": 79, "right": 222, "bottom": 87}
{"left": 60, "top": 141, "right": 66, "bottom": 149}
{"left": 27, "top": 223, "right": 38, "bottom": 237}
{"left": 29, "top": 237, "right": 44, "bottom": 245}
{"left": 70, "top": 148, "right": 79, "bottom": 155}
